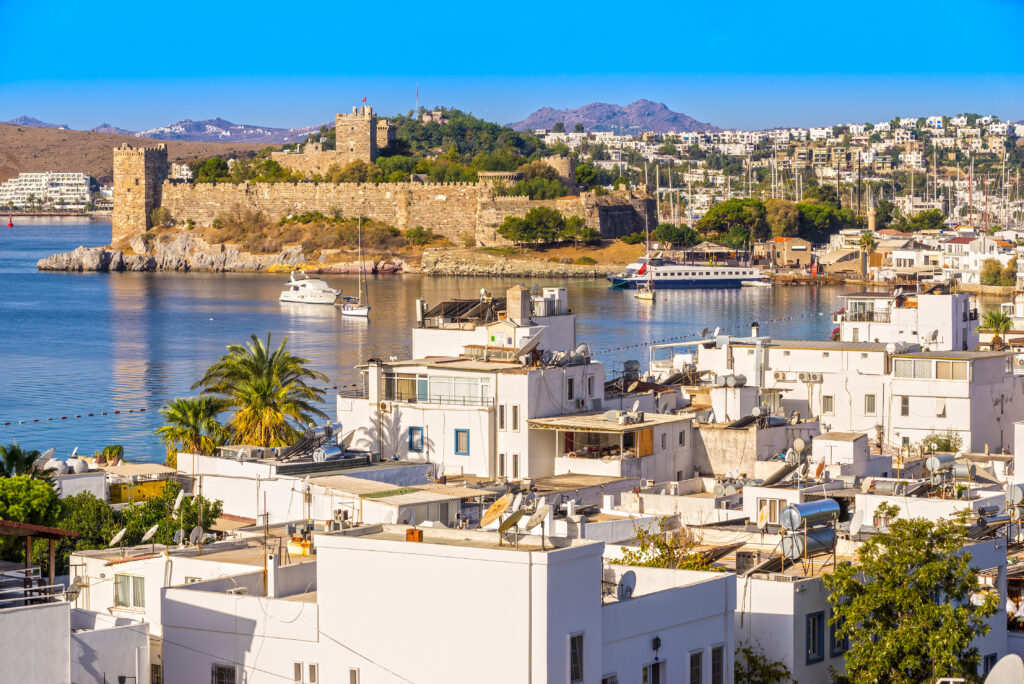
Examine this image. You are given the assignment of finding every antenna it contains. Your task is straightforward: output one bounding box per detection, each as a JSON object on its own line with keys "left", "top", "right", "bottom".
{"left": 849, "top": 509, "right": 864, "bottom": 536}
{"left": 757, "top": 504, "right": 769, "bottom": 531}
{"left": 793, "top": 437, "right": 806, "bottom": 453}
{"left": 188, "top": 526, "right": 201, "bottom": 545}
{"left": 480, "top": 493, "right": 513, "bottom": 528}
{"left": 498, "top": 508, "right": 525, "bottom": 533}
{"left": 616, "top": 570, "right": 636, "bottom": 600}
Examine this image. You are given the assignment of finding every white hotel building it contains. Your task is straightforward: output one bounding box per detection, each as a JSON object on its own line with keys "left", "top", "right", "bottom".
{"left": 0, "top": 171, "right": 95, "bottom": 208}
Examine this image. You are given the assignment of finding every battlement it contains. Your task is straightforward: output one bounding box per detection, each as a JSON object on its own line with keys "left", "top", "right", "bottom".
{"left": 114, "top": 142, "right": 168, "bottom": 156}
{"left": 339, "top": 105, "right": 375, "bottom": 119}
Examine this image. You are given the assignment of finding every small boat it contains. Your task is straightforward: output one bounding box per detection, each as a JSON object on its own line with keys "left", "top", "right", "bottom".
{"left": 339, "top": 218, "right": 371, "bottom": 318}
{"left": 636, "top": 285, "right": 655, "bottom": 301}
{"left": 279, "top": 272, "right": 340, "bottom": 305}
{"left": 741, "top": 279, "right": 772, "bottom": 288}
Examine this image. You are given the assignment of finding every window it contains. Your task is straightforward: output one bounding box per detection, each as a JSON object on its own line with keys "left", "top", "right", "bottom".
{"left": 114, "top": 574, "right": 144, "bottom": 608}
{"left": 349, "top": 669, "right": 360, "bottom": 684}
{"left": 185, "top": 576, "right": 201, "bottom": 584}
{"left": 807, "top": 612, "right": 825, "bottom": 664}
{"left": 498, "top": 404, "right": 506, "bottom": 430}
{"left": 587, "top": 375, "right": 595, "bottom": 397}
{"left": 408, "top": 427, "right": 424, "bottom": 452}
{"left": 212, "top": 664, "right": 237, "bottom": 684}
{"left": 498, "top": 453, "right": 506, "bottom": 478}
{"left": 984, "top": 653, "right": 998, "bottom": 674}
{"left": 901, "top": 396, "right": 910, "bottom": 416}
{"left": 661, "top": 433, "right": 667, "bottom": 450}
{"left": 642, "top": 662, "right": 666, "bottom": 684}
{"left": 823, "top": 395, "right": 834, "bottom": 415}
{"left": 851, "top": 328, "right": 859, "bottom": 342}
{"left": 151, "top": 664, "right": 163, "bottom": 684}
{"left": 567, "top": 377, "right": 575, "bottom": 400}
{"left": 512, "top": 404, "right": 520, "bottom": 431}
{"left": 309, "top": 664, "right": 319, "bottom": 683}
{"left": 454, "top": 429, "right": 469, "bottom": 455}
{"left": 830, "top": 618, "right": 849, "bottom": 657}
{"left": 689, "top": 651, "right": 703, "bottom": 684}
{"left": 601, "top": 676, "right": 619, "bottom": 684}
{"left": 864, "top": 394, "right": 876, "bottom": 415}
{"left": 936, "top": 360, "right": 968, "bottom": 380}
{"left": 678, "top": 430, "right": 686, "bottom": 446}
{"left": 569, "top": 633, "right": 584, "bottom": 684}
{"left": 757, "top": 498, "right": 787, "bottom": 524}
{"left": 294, "top": 662, "right": 303, "bottom": 681}
{"left": 512, "top": 454, "right": 520, "bottom": 479}
{"left": 712, "top": 645, "right": 725, "bottom": 684}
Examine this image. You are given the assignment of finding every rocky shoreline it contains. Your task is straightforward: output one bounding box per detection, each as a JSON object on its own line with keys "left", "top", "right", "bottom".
{"left": 419, "top": 249, "right": 620, "bottom": 278}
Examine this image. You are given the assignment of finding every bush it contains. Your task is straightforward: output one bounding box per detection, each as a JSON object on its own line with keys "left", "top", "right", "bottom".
{"left": 573, "top": 256, "right": 597, "bottom": 265}
{"left": 150, "top": 207, "right": 173, "bottom": 227}
{"left": 460, "top": 234, "right": 476, "bottom": 247}
{"left": 405, "top": 226, "right": 438, "bottom": 246}
{"left": 980, "top": 258, "right": 1003, "bottom": 286}
{"left": 919, "top": 430, "right": 963, "bottom": 453}
{"left": 618, "top": 232, "right": 644, "bottom": 245}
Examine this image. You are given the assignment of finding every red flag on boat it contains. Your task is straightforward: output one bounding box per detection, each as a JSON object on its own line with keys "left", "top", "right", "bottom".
{"left": 636, "top": 262, "right": 647, "bottom": 276}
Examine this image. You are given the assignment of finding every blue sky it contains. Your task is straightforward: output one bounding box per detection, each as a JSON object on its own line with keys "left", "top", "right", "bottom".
{"left": 2, "top": 0, "right": 1022, "bottom": 130}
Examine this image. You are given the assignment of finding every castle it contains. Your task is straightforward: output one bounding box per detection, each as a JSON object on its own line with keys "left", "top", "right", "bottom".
{"left": 111, "top": 106, "right": 653, "bottom": 246}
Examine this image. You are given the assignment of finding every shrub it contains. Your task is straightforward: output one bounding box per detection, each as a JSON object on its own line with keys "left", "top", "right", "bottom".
{"left": 150, "top": 207, "right": 173, "bottom": 227}
{"left": 573, "top": 256, "right": 597, "bottom": 265}
{"left": 405, "top": 226, "right": 438, "bottom": 246}
{"left": 618, "top": 232, "right": 644, "bottom": 245}
{"left": 460, "top": 233, "right": 476, "bottom": 248}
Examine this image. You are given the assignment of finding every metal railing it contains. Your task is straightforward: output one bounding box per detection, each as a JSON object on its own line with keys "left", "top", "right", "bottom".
{"left": 383, "top": 394, "right": 494, "bottom": 408}
{"left": 844, "top": 310, "right": 890, "bottom": 323}
{"left": 0, "top": 568, "right": 63, "bottom": 607}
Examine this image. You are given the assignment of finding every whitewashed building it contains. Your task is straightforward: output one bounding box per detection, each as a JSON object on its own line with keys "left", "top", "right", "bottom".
{"left": 0, "top": 171, "right": 95, "bottom": 208}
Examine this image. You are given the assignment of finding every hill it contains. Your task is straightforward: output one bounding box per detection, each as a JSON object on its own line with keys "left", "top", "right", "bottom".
{"left": 508, "top": 99, "right": 716, "bottom": 133}
{"left": 0, "top": 124, "right": 268, "bottom": 183}
{"left": 130, "top": 117, "right": 326, "bottom": 144}
{"left": 4, "top": 115, "right": 68, "bottom": 129}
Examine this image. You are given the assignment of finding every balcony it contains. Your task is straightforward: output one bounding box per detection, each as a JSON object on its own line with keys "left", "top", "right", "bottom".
{"left": 382, "top": 393, "right": 494, "bottom": 408}
{"left": 964, "top": 309, "right": 978, "bottom": 322}
{"left": 844, "top": 310, "right": 890, "bottom": 323}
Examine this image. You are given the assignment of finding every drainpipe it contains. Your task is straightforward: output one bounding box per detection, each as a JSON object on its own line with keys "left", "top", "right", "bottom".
{"left": 753, "top": 336, "right": 764, "bottom": 389}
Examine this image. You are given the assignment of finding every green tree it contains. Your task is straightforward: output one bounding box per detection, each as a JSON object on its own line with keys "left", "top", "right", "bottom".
{"left": 552, "top": 122, "right": 565, "bottom": 133}
{"left": 801, "top": 182, "right": 841, "bottom": 209}
{"left": 50, "top": 492, "right": 119, "bottom": 572}
{"left": 150, "top": 207, "right": 173, "bottom": 227}
{"left": 1001, "top": 258, "right": 1017, "bottom": 287}
{"left": 0, "top": 476, "right": 61, "bottom": 563}
{"left": 980, "top": 259, "right": 1004, "bottom": 286}
{"left": 895, "top": 209, "right": 946, "bottom": 232}
{"left": 156, "top": 396, "right": 229, "bottom": 459}
{"left": 797, "top": 202, "right": 845, "bottom": 242}
{"left": 695, "top": 198, "right": 769, "bottom": 246}
{"left": 733, "top": 644, "right": 790, "bottom": 684}
{"left": 859, "top": 232, "right": 877, "bottom": 253}
{"left": 329, "top": 160, "right": 383, "bottom": 184}
{"left": 825, "top": 502, "right": 997, "bottom": 684}
{"left": 874, "top": 199, "right": 897, "bottom": 229}
{"left": 619, "top": 518, "right": 721, "bottom": 571}
{"left": 120, "top": 481, "right": 222, "bottom": 548}
{"left": 191, "top": 333, "right": 329, "bottom": 447}
{"left": 765, "top": 199, "right": 799, "bottom": 238}
{"left": 574, "top": 163, "right": 597, "bottom": 189}
{"left": 573, "top": 123, "right": 585, "bottom": 133}
{"left": 651, "top": 223, "right": 699, "bottom": 246}
{"left": 0, "top": 443, "right": 44, "bottom": 479}
{"left": 497, "top": 216, "right": 530, "bottom": 245}
{"left": 192, "top": 157, "right": 231, "bottom": 183}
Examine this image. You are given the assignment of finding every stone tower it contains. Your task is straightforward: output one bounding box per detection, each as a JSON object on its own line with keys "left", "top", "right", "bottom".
{"left": 112, "top": 143, "right": 169, "bottom": 243}
{"left": 334, "top": 106, "right": 378, "bottom": 164}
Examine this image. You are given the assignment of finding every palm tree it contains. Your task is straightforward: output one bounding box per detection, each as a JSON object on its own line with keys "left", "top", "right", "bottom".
{"left": 859, "top": 232, "right": 877, "bottom": 253}
{"left": 156, "top": 396, "right": 229, "bottom": 458}
{"left": 191, "top": 333, "right": 328, "bottom": 447}
{"left": 981, "top": 309, "right": 1013, "bottom": 349}
{"left": 0, "top": 443, "right": 50, "bottom": 481}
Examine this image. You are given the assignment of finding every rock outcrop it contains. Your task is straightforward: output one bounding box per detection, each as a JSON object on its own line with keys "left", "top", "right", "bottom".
{"left": 421, "top": 249, "right": 619, "bottom": 278}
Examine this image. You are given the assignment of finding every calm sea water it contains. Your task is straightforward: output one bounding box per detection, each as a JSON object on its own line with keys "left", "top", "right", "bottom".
{"left": 1, "top": 217, "right": 860, "bottom": 462}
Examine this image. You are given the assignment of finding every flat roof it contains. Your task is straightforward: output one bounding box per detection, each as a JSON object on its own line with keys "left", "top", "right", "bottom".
{"left": 528, "top": 411, "right": 687, "bottom": 433}
{"left": 530, "top": 473, "right": 632, "bottom": 495}
{"left": 311, "top": 474, "right": 487, "bottom": 504}
{"left": 347, "top": 524, "right": 594, "bottom": 554}
{"left": 728, "top": 339, "right": 892, "bottom": 352}
{"left": 894, "top": 350, "right": 1011, "bottom": 360}
{"left": 815, "top": 432, "right": 866, "bottom": 442}
{"left": 99, "top": 463, "right": 177, "bottom": 478}
{"left": 840, "top": 291, "right": 893, "bottom": 298}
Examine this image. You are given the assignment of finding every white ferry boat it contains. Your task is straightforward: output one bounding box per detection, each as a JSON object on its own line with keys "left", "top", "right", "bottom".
{"left": 608, "top": 256, "right": 763, "bottom": 289}
{"left": 279, "top": 272, "right": 340, "bottom": 305}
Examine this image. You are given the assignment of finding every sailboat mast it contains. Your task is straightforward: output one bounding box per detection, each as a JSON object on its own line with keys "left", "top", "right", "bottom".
{"left": 357, "top": 217, "right": 364, "bottom": 304}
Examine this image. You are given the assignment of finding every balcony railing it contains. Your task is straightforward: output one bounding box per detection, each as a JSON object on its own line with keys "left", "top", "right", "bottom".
{"left": 844, "top": 310, "right": 890, "bottom": 323}
{"left": 382, "top": 394, "right": 494, "bottom": 408}
{"left": 964, "top": 309, "right": 979, "bottom": 322}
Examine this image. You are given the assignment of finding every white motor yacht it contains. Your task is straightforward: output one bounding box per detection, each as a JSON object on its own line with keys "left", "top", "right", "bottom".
{"left": 279, "top": 272, "right": 340, "bottom": 305}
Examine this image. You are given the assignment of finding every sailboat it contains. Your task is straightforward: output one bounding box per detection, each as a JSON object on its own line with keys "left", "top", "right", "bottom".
{"left": 338, "top": 217, "right": 370, "bottom": 318}
{"left": 635, "top": 214, "right": 655, "bottom": 301}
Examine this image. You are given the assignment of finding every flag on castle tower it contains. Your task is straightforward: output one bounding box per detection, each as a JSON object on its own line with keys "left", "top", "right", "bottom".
{"left": 362, "top": 97, "right": 367, "bottom": 102}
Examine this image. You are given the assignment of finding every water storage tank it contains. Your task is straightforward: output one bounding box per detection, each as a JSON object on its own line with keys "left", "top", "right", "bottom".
{"left": 925, "top": 453, "right": 955, "bottom": 472}
{"left": 782, "top": 527, "right": 837, "bottom": 560}
{"left": 952, "top": 463, "right": 976, "bottom": 480}
{"left": 67, "top": 458, "right": 89, "bottom": 474}
{"left": 780, "top": 499, "right": 840, "bottom": 531}
{"left": 44, "top": 458, "right": 68, "bottom": 475}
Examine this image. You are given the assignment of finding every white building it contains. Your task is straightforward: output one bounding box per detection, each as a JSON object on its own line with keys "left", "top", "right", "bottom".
{"left": 0, "top": 172, "right": 95, "bottom": 208}
{"left": 161, "top": 523, "right": 737, "bottom": 684}
{"left": 833, "top": 291, "right": 978, "bottom": 351}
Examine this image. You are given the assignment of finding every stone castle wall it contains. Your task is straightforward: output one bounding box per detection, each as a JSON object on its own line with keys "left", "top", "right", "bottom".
{"left": 112, "top": 143, "right": 168, "bottom": 243}
{"left": 269, "top": 106, "right": 381, "bottom": 177}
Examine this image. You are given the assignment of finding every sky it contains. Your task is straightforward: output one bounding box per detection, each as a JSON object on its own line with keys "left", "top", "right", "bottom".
{"left": 2, "top": 0, "right": 1023, "bottom": 131}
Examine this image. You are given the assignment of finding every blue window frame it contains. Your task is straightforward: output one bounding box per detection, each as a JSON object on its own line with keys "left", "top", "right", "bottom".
{"left": 454, "top": 429, "right": 470, "bottom": 455}
{"left": 829, "top": 617, "right": 849, "bottom": 657}
{"left": 408, "top": 427, "right": 423, "bottom": 452}
{"left": 983, "top": 653, "right": 998, "bottom": 675}
{"left": 806, "top": 611, "right": 825, "bottom": 664}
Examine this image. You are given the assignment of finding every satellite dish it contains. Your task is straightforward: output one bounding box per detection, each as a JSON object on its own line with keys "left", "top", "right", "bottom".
{"left": 172, "top": 529, "right": 184, "bottom": 545}
{"left": 511, "top": 492, "right": 523, "bottom": 512}
{"left": 480, "top": 493, "right": 514, "bottom": 527}
{"left": 497, "top": 508, "right": 526, "bottom": 533}
{"left": 712, "top": 327, "right": 720, "bottom": 337}
{"left": 108, "top": 528, "right": 126, "bottom": 547}
{"left": 849, "top": 509, "right": 864, "bottom": 536}
{"left": 985, "top": 654, "right": 1024, "bottom": 683}
{"left": 141, "top": 524, "right": 159, "bottom": 543}
{"left": 188, "top": 526, "right": 201, "bottom": 545}
{"left": 172, "top": 490, "right": 185, "bottom": 512}
{"left": 785, "top": 448, "right": 799, "bottom": 465}
{"left": 525, "top": 505, "right": 551, "bottom": 531}
{"left": 757, "top": 504, "right": 769, "bottom": 530}
{"left": 627, "top": 381, "right": 639, "bottom": 393}
{"left": 616, "top": 570, "right": 637, "bottom": 600}
{"left": 700, "top": 327, "right": 710, "bottom": 339}
{"left": 512, "top": 330, "right": 544, "bottom": 361}
{"left": 860, "top": 477, "right": 874, "bottom": 493}
{"left": 815, "top": 461, "right": 825, "bottom": 479}
{"left": 40, "top": 447, "right": 55, "bottom": 460}
{"left": 793, "top": 438, "right": 806, "bottom": 453}
{"left": 798, "top": 463, "right": 809, "bottom": 477}
{"left": 66, "top": 576, "right": 83, "bottom": 601}
{"left": 312, "top": 448, "right": 326, "bottom": 463}
{"left": 631, "top": 400, "right": 640, "bottom": 412}
{"left": 70, "top": 446, "right": 79, "bottom": 458}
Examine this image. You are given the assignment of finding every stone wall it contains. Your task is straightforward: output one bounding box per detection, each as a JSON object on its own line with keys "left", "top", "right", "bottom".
{"left": 269, "top": 106, "right": 380, "bottom": 177}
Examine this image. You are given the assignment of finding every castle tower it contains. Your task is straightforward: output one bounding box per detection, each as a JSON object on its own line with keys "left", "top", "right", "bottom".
{"left": 335, "top": 105, "right": 378, "bottom": 165}
{"left": 112, "top": 143, "right": 169, "bottom": 243}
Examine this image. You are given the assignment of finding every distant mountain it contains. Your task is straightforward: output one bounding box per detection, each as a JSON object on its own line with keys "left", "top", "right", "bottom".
{"left": 9, "top": 115, "right": 326, "bottom": 144}
{"left": 132, "top": 117, "right": 325, "bottom": 144}
{"left": 508, "top": 100, "right": 717, "bottom": 133}
{"left": 4, "top": 115, "right": 69, "bottom": 129}
{"left": 91, "top": 123, "right": 136, "bottom": 136}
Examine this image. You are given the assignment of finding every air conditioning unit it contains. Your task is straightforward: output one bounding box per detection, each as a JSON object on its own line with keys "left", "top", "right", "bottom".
{"left": 810, "top": 372, "right": 823, "bottom": 383}
{"left": 774, "top": 371, "right": 787, "bottom": 381}
{"left": 575, "top": 398, "right": 586, "bottom": 409}
{"left": 798, "top": 372, "right": 811, "bottom": 382}
{"left": 592, "top": 398, "right": 603, "bottom": 410}
{"left": 227, "top": 587, "right": 248, "bottom": 595}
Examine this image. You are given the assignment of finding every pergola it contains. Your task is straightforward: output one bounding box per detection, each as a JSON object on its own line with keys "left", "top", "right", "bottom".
{"left": 0, "top": 519, "right": 80, "bottom": 588}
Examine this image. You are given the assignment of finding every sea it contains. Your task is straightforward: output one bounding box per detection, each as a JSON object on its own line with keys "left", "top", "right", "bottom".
{"left": 1, "top": 217, "right": 871, "bottom": 463}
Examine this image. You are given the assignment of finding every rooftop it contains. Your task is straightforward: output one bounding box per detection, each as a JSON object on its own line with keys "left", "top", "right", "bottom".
{"left": 894, "top": 350, "right": 1011, "bottom": 360}
{"left": 815, "top": 432, "right": 866, "bottom": 442}
{"left": 528, "top": 410, "right": 688, "bottom": 433}
{"left": 727, "top": 338, "right": 892, "bottom": 352}
{"left": 332, "top": 523, "right": 596, "bottom": 554}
